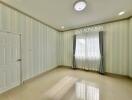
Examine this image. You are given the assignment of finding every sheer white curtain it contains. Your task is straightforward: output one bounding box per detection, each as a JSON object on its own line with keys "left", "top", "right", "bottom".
{"left": 75, "top": 32, "right": 101, "bottom": 71}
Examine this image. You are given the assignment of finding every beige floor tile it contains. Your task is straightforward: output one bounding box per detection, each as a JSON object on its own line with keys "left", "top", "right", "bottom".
{"left": 0, "top": 67, "right": 132, "bottom": 100}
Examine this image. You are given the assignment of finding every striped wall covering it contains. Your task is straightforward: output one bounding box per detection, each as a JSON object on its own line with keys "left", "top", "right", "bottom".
{"left": 58, "top": 31, "right": 75, "bottom": 66}
{"left": 59, "top": 20, "right": 131, "bottom": 76}
{"left": 0, "top": 3, "right": 60, "bottom": 81}
{"left": 129, "top": 18, "right": 132, "bottom": 77}
{"left": 103, "top": 21, "right": 129, "bottom": 75}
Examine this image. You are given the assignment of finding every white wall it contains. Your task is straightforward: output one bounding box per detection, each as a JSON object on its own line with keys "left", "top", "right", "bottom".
{"left": 59, "top": 20, "right": 130, "bottom": 76}
{"left": 0, "top": 3, "right": 60, "bottom": 81}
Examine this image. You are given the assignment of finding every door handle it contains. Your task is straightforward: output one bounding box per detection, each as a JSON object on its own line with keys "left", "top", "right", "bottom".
{"left": 17, "top": 59, "right": 22, "bottom": 61}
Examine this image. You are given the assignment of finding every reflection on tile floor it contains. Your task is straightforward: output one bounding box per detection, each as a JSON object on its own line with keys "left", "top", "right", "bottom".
{"left": 44, "top": 76, "right": 78, "bottom": 100}
{"left": 0, "top": 67, "right": 132, "bottom": 100}
{"left": 76, "top": 80, "right": 99, "bottom": 100}
{"left": 44, "top": 76, "right": 100, "bottom": 100}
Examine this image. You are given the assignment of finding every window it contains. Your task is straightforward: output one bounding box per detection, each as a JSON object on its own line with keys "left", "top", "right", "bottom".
{"left": 75, "top": 34, "right": 101, "bottom": 60}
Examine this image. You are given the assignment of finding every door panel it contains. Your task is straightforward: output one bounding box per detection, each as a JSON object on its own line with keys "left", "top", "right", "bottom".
{"left": 0, "top": 32, "right": 21, "bottom": 94}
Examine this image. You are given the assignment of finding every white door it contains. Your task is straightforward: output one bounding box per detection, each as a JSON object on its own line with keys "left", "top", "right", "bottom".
{"left": 0, "top": 31, "right": 21, "bottom": 94}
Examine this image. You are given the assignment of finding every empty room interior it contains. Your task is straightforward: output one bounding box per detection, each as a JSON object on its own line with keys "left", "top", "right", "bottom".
{"left": 0, "top": 0, "right": 132, "bottom": 100}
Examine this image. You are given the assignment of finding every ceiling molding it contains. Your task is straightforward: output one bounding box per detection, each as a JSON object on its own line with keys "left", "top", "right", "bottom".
{"left": 60, "top": 16, "right": 132, "bottom": 32}
{"left": 0, "top": 1, "right": 60, "bottom": 32}
{"left": 0, "top": 1, "right": 132, "bottom": 33}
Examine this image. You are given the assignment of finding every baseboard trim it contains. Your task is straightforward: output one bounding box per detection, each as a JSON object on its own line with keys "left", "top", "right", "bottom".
{"left": 105, "top": 72, "right": 131, "bottom": 79}
{"left": 0, "top": 66, "right": 59, "bottom": 95}
{"left": 23, "top": 66, "right": 59, "bottom": 84}
{"left": 0, "top": 65, "right": 131, "bottom": 95}
{"left": 58, "top": 65, "right": 132, "bottom": 79}
{"left": 0, "top": 82, "right": 20, "bottom": 94}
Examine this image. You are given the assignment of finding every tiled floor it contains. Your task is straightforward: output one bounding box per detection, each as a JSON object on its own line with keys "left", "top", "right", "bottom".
{"left": 0, "top": 67, "right": 132, "bottom": 100}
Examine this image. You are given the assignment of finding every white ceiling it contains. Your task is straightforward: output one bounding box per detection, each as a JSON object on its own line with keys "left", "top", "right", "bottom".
{"left": 1, "top": 0, "right": 132, "bottom": 31}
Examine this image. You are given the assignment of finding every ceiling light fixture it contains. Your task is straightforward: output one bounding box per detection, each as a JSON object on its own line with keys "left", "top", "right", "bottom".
{"left": 118, "top": 11, "right": 125, "bottom": 16}
{"left": 61, "top": 26, "right": 65, "bottom": 29}
{"left": 74, "top": 0, "right": 87, "bottom": 11}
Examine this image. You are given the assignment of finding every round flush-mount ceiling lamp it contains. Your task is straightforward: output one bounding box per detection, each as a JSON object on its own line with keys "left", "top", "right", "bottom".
{"left": 74, "top": 0, "right": 87, "bottom": 11}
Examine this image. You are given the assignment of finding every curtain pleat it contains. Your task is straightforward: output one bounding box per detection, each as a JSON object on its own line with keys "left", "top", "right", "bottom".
{"left": 73, "top": 35, "right": 76, "bottom": 69}
{"left": 99, "top": 31, "right": 104, "bottom": 74}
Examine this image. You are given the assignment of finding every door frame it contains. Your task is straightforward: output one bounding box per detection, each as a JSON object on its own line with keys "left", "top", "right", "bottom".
{"left": 0, "top": 30, "right": 23, "bottom": 85}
